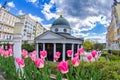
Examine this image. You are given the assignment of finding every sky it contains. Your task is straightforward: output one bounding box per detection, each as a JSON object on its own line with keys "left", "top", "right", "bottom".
{"left": 0, "top": 0, "right": 118, "bottom": 43}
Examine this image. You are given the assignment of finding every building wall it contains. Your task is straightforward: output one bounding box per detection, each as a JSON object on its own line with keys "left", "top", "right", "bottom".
{"left": 0, "top": 8, "right": 20, "bottom": 40}
{"left": 35, "top": 22, "right": 46, "bottom": 37}
{"left": 19, "top": 15, "right": 37, "bottom": 40}
{"left": 106, "top": 2, "right": 120, "bottom": 50}
{"left": 0, "top": 8, "right": 45, "bottom": 41}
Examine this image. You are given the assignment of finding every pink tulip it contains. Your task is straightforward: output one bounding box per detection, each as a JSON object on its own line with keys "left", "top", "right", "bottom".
{"left": 22, "top": 49, "right": 28, "bottom": 58}
{"left": 0, "top": 48, "right": 4, "bottom": 56}
{"left": 91, "top": 50, "right": 97, "bottom": 58}
{"left": 31, "top": 50, "right": 36, "bottom": 56}
{"left": 30, "top": 55, "right": 36, "bottom": 61}
{"left": 34, "top": 58, "right": 44, "bottom": 68}
{"left": 87, "top": 55, "right": 92, "bottom": 61}
{"left": 4, "top": 51, "right": 9, "bottom": 57}
{"left": 56, "top": 52, "right": 61, "bottom": 58}
{"left": 57, "top": 61, "right": 69, "bottom": 74}
{"left": 67, "top": 50, "right": 72, "bottom": 57}
{"left": 9, "top": 45, "right": 13, "bottom": 49}
{"left": 8, "top": 48, "right": 13, "bottom": 56}
{"left": 74, "top": 53, "right": 79, "bottom": 57}
{"left": 54, "top": 56, "right": 58, "bottom": 61}
{"left": 40, "top": 51, "right": 47, "bottom": 59}
{"left": 78, "top": 48, "right": 84, "bottom": 55}
{"left": 72, "top": 57, "right": 80, "bottom": 67}
{"left": 15, "top": 58, "right": 25, "bottom": 67}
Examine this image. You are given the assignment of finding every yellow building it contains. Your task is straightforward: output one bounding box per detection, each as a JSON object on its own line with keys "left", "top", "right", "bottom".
{"left": 0, "top": 8, "right": 20, "bottom": 41}
{"left": 35, "top": 22, "right": 46, "bottom": 37}
{"left": 106, "top": 0, "right": 120, "bottom": 50}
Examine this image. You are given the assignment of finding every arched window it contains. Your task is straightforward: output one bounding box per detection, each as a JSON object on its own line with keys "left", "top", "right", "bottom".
{"left": 64, "top": 29, "right": 67, "bottom": 32}
{"left": 55, "top": 28, "right": 58, "bottom": 32}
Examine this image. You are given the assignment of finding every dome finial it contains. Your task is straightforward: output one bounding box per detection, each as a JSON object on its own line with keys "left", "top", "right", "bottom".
{"left": 60, "top": 12, "right": 62, "bottom": 17}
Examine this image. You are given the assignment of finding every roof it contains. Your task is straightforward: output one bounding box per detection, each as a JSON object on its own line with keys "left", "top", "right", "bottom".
{"left": 35, "top": 30, "right": 84, "bottom": 41}
{"left": 56, "top": 33, "right": 84, "bottom": 41}
{"left": 52, "top": 15, "right": 70, "bottom": 27}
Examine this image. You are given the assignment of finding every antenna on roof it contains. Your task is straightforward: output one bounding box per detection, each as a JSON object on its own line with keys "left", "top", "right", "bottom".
{"left": 2, "top": 1, "right": 7, "bottom": 8}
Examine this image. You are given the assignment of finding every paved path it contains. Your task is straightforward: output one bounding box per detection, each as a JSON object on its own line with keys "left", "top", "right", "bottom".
{"left": 0, "top": 69, "right": 5, "bottom": 80}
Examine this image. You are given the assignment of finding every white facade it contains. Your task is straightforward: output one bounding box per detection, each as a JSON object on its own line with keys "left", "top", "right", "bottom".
{"left": 18, "top": 15, "right": 36, "bottom": 41}
{"left": 0, "top": 8, "right": 20, "bottom": 41}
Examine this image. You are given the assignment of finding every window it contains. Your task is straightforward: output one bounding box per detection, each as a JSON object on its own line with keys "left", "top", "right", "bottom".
{"left": 55, "top": 28, "right": 58, "bottom": 32}
{"left": 64, "top": 29, "right": 67, "bottom": 32}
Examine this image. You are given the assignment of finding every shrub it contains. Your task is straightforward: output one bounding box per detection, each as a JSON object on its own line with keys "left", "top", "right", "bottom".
{"left": 108, "top": 55, "right": 120, "bottom": 61}
{"left": 22, "top": 42, "right": 35, "bottom": 52}
{"left": 111, "top": 50, "right": 120, "bottom": 56}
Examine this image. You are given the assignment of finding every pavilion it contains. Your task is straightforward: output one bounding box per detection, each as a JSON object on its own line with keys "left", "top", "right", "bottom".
{"left": 35, "top": 14, "right": 84, "bottom": 61}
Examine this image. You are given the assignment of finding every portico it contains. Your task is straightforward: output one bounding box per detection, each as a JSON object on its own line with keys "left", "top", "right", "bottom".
{"left": 36, "top": 31, "right": 83, "bottom": 61}
{"left": 35, "top": 15, "right": 84, "bottom": 61}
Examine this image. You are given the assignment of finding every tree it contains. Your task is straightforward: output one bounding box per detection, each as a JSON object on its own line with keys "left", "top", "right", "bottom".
{"left": 22, "top": 41, "right": 35, "bottom": 52}
{"left": 83, "top": 40, "right": 94, "bottom": 51}
{"left": 94, "top": 43, "right": 106, "bottom": 50}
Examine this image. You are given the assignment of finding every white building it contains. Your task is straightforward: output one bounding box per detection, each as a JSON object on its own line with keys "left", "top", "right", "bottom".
{"left": 15, "top": 15, "right": 46, "bottom": 42}
{"left": 35, "top": 15, "right": 84, "bottom": 61}
{"left": 0, "top": 8, "right": 20, "bottom": 41}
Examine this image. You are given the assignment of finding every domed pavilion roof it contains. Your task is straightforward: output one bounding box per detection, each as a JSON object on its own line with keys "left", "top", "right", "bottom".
{"left": 52, "top": 15, "right": 70, "bottom": 28}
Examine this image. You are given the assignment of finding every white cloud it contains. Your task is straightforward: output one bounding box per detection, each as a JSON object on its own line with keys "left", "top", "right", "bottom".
{"left": 18, "top": 10, "right": 25, "bottom": 15}
{"left": 42, "top": 0, "right": 113, "bottom": 43}
{"left": 85, "top": 35, "right": 106, "bottom": 43}
{"left": 41, "top": 0, "right": 59, "bottom": 20}
{"left": 26, "top": 0, "right": 37, "bottom": 3}
{"left": 28, "top": 14, "right": 43, "bottom": 23}
{"left": 7, "top": 2, "right": 15, "bottom": 8}
{"left": 0, "top": 4, "right": 1, "bottom": 7}
{"left": 42, "top": 24, "right": 51, "bottom": 30}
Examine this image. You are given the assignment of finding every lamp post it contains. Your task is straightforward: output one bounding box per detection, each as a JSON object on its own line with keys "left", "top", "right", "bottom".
{"left": 35, "top": 21, "right": 38, "bottom": 38}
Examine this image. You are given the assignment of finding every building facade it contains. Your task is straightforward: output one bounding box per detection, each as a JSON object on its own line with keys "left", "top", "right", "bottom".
{"left": 106, "top": 0, "right": 120, "bottom": 50}
{"left": 35, "top": 22, "right": 46, "bottom": 37}
{"left": 15, "top": 15, "right": 46, "bottom": 41}
{"left": 0, "top": 8, "right": 20, "bottom": 41}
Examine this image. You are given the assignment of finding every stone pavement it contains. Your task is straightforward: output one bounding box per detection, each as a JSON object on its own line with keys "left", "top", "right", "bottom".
{"left": 0, "top": 69, "right": 5, "bottom": 80}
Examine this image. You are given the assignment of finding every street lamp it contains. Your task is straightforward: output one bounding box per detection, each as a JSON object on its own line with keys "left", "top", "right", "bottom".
{"left": 35, "top": 21, "right": 38, "bottom": 38}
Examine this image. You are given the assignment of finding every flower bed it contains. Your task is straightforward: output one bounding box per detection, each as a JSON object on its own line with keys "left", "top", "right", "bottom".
{"left": 0, "top": 48, "right": 120, "bottom": 80}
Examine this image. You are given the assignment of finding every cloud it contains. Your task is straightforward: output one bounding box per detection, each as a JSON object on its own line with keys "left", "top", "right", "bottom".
{"left": 18, "top": 10, "right": 25, "bottom": 15}
{"left": 40, "top": 0, "right": 114, "bottom": 43}
{"left": 7, "top": 2, "right": 15, "bottom": 8}
{"left": 41, "top": 0, "right": 59, "bottom": 20}
{"left": 0, "top": 4, "right": 1, "bottom": 7}
{"left": 55, "top": 0, "right": 113, "bottom": 19}
{"left": 42, "top": 24, "right": 51, "bottom": 30}
{"left": 52, "top": 0, "right": 114, "bottom": 43}
{"left": 26, "top": 0, "right": 37, "bottom": 3}
{"left": 28, "top": 14, "right": 43, "bottom": 23}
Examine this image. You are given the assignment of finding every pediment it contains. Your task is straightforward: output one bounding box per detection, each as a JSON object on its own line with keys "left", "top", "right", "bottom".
{"left": 36, "top": 31, "right": 64, "bottom": 40}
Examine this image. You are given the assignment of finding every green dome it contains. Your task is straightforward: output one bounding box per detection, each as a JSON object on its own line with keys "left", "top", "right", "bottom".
{"left": 52, "top": 16, "right": 70, "bottom": 27}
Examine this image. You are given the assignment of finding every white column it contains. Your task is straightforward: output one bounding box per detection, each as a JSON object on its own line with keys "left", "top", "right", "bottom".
{"left": 53, "top": 43, "right": 56, "bottom": 62}
{"left": 62, "top": 43, "right": 66, "bottom": 61}
{"left": 77, "top": 44, "right": 79, "bottom": 50}
{"left": 43, "top": 43, "right": 45, "bottom": 50}
{"left": 13, "top": 34, "right": 23, "bottom": 74}
{"left": 36, "top": 43, "right": 39, "bottom": 58}
{"left": 72, "top": 44, "right": 74, "bottom": 59}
